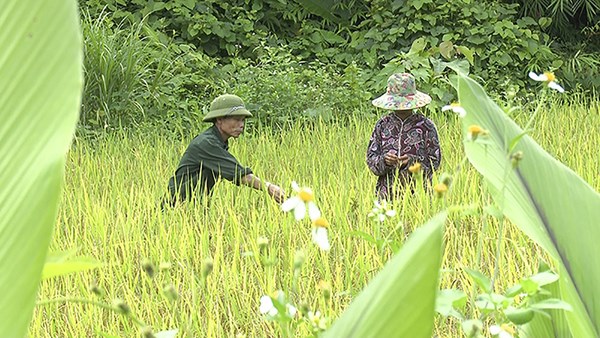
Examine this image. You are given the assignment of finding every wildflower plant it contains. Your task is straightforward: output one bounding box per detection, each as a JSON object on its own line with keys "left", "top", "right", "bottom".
{"left": 259, "top": 291, "right": 297, "bottom": 320}
{"left": 444, "top": 66, "right": 600, "bottom": 337}
{"left": 528, "top": 71, "right": 565, "bottom": 93}
{"left": 351, "top": 199, "right": 403, "bottom": 254}
{"left": 281, "top": 181, "right": 321, "bottom": 221}
{"left": 436, "top": 266, "right": 571, "bottom": 338}
{"left": 442, "top": 102, "right": 467, "bottom": 117}
{"left": 367, "top": 199, "right": 397, "bottom": 223}
{"left": 311, "top": 217, "right": 331, "bottom": 251}
{"left": 259, "top": 181, "right": 333, "bottom": 336}
{"left": 36, "top": 258, "right": 180, "bottom": 338}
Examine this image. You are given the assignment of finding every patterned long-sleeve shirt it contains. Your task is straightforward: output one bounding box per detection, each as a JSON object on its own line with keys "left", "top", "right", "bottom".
{"left": 366, "top": 112, "right": 441, "bottom": 200}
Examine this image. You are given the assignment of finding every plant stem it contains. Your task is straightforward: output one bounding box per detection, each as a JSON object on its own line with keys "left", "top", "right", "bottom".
{"left": 37, "top": 297, "right": 147, "bottom": 328}
{"left": 522, "top": 89, "right": 547, "bottom": 133}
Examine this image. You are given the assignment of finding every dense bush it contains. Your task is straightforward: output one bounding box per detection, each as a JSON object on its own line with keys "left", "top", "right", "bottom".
{"left": 78, "top": 0, "right": 599, "bottom": 132}
{"left": 79, "top": 0, "right": 561, "bottom": 87}
{"left": 223, "top": 45, "right": 373, "bottom": 127}
{"left": 80, "top": 12, "right": 375, "bottom": 133}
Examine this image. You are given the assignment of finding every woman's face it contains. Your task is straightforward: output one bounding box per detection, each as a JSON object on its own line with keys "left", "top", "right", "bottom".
{"left": 216, "top": 116, "right": 246, "bottom": 140}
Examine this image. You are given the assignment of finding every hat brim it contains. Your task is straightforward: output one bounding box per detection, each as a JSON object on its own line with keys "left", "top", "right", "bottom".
{"left": 203, "top": 107, "right": 253, "bottom": 122}
{"left": 372, "top": 91, "right": 432, "bottom": 110}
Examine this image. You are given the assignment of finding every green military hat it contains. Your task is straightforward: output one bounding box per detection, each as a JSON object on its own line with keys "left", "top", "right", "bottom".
{"left": 202, "top": 94, "right": 253, "bottom": 122}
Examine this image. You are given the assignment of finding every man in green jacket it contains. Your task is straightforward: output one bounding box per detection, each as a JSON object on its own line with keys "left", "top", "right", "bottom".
{"left": 165, "top": 94, "right": 285, "bottom": 206}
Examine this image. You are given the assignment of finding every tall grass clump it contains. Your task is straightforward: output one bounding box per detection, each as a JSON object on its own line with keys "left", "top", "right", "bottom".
{"left": 81, "top": 10, "right": 163, "bottom": 130}
{"left": 80, "top": 10, "right": 226, "bottom": 136}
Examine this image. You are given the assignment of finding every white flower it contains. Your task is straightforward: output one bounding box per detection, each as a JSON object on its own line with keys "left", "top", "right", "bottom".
{"left": 312, "top": 227, "right": 330, "bottom": 251}
{"left": 442, "top": 102, "right": 467, "bottom": 117}
{"left": 260, "top": 292, "right": 297, "bottom": 319}
{"left": 528, "top": 71, "right": 565, "bottom": 93}
{"left": 489, "top": 324, "right": 514, "bottom": 338}
{"left": 259, "top": 296, "right": 278, "bottom": 317}
{"left": 311, "top": 217, "right": 331, "bottom": 251}
{"left": 368, "top": 199, "right": 397, "bottom": 223}
{"left": 286, "top": 304, "right": 297, "bottom": 317}
{"left": 281, "top": 181, "right": 321, "bottom": 221}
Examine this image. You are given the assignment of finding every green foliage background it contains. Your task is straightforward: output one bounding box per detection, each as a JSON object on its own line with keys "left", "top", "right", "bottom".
{"left": 77, "top": 0, "right": 600, "bottom": 131}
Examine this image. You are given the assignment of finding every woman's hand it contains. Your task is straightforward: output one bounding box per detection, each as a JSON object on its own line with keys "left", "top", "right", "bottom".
{"left": 384, "top": 151, "right": 410, "bottom": 168}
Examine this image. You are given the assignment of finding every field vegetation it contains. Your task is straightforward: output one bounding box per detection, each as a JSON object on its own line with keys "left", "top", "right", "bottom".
{"left": 29, "top": 97, "right": 600, "bottom": 337}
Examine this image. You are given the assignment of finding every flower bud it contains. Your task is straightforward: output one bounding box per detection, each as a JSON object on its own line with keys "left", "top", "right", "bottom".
{"left": 140, "top": 326, "right": 156, "bottom": 338}
{"left": 257, "top": 236, "right": 269, "bottom": 252}
{"left": 433, "top": 183, "right": 448, "bottom": 198}
{"left": 510, "top": 151, "right": 524, "bottom": 168}
{"left": 162, "top": 283, "right": 179, "bottom": 302}
{"left": 299, "top": 301, "right": 310, "bottom": 316}
{"left": 467, "top": 125, "right": 489, "bottom": 141}
{"left": 89, "top": 281, "right": 105, "bottom": 298}
{"left": 112, "top": 298, "right": 130, "bottom": 315}
{"left": 141, "top": 258, "right": 155, "bottom": 278}
{"left": 202, "top": 258, "right": 214, "bottom": 279}
{"left": 408, "top": 162, "right": 422, "bottom": 174}
{"left": 293, "top": 250, "right": 305, "bottom": 271}
{"left": 318, "top": 280, "right": 332, "bottom": 301}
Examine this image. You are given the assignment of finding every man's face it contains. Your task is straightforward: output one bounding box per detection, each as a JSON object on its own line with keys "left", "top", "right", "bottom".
{"left": 216, "top": 116, "right": 246, "bottom": 139}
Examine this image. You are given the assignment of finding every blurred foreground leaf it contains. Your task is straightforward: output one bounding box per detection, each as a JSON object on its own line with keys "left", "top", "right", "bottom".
{"left": 0, "top": 0, "right": 82, "bottom": 336}
{"left": 456, "top": 73, "right": 600, "bottom": 337}
{"left": 43, "top": 250, "right": 103, "bottom": 280}
{"left": 324, "top": 212, "right": 446, "bottom": 337}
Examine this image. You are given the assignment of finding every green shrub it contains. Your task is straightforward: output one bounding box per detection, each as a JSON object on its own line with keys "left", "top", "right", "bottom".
{"left": 223, "top": 45, "right": 373, "bottom": 128}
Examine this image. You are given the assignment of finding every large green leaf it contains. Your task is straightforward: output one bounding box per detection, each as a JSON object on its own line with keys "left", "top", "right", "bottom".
{"left": 0, "top": 0, "right": 82, "bottom": 336}
{"left": 456, "top": 74, "right": 600, "bottom": 336}
{"left": 324, "top": 212, "right": 446, "bottom": 337}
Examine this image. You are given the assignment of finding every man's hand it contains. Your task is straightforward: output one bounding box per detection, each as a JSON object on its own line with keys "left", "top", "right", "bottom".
{"left": 384, "top": 151, "right": 409, "bottom": 168}
{"left": 267, "top": 183, "right": 286, "bottom": 204}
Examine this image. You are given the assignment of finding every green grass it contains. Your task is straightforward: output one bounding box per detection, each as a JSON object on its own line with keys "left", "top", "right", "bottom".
{"left": 28, "top": 100, "right": 600, "bottom": 337}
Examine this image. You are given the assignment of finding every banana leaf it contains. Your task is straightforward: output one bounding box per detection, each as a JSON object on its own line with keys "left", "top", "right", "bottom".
{"left": 0, "top": 0, "right": 82, "bottom": 336}
{"left": 456, "top": 74, "right": 600, "bottom": 337}
{"left": 324, "top": 212, "right": 446, "bottom": 337}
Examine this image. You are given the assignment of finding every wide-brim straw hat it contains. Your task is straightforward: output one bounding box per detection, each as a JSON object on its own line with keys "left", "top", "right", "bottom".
{"left": 372, "top": 73, "right": 432, "bottom": 110}
{"left": 202, "top": 94, "right": 253, "bottom": 122}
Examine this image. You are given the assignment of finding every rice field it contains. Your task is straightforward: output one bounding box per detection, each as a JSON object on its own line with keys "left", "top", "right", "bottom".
{"left": 28, "top": 99, "right": 600, "bottom": 337}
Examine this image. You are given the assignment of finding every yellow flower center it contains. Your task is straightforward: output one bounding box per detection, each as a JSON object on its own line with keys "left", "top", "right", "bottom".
{"left": 313, "top": 217, "right": 329, "bottom": 228}
{"left": 450, "top": 102, "right": 461, "bottom": 107}
{"left": 317, "top": 280, "right": 332, "bottom": 292}
{"left": 500, "top": 323, "right": 515, "bottom": 335}
{"left": 468, "top": 125, "right": 483, "bottom": 136}
{"left": 298, "top": 188, "right": 314, "bottom": 202}
{"left": 408, "top": 162, "right": 422, "bottom": 173}
{"left": 543, "top": 71, "right": 556, "bottom": 82}
{"left": 434, "top": 183, "right": 448, "bottom": 193}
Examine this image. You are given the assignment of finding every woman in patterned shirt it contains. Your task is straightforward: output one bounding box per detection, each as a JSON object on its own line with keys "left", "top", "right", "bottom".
{"left": 366, "top": 73, "right": 441, "bottom": 200}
